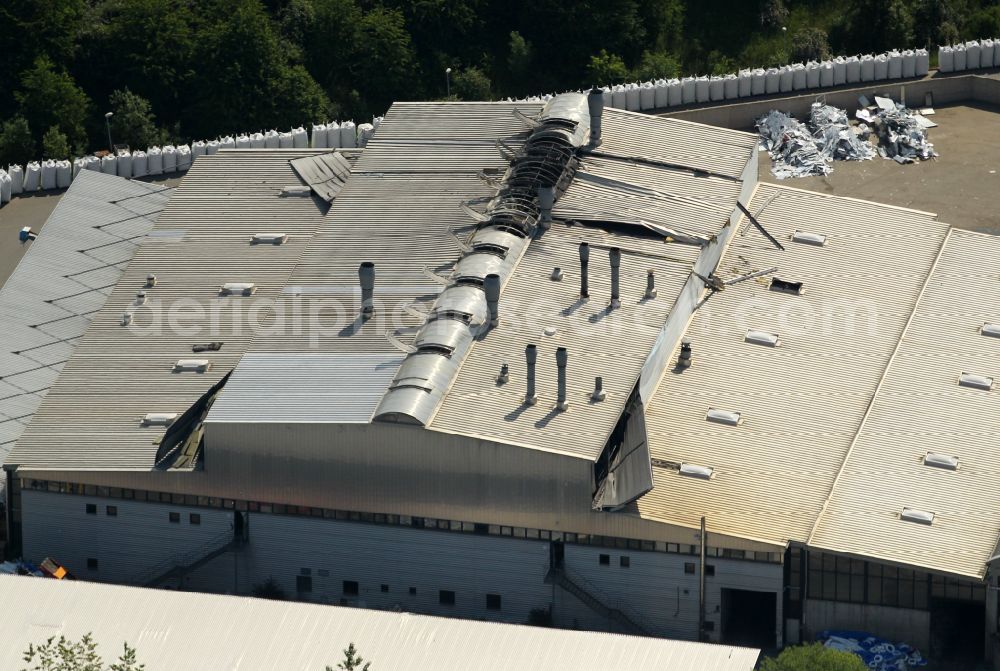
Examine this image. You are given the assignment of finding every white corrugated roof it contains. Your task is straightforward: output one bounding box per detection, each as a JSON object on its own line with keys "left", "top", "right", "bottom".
{"left": 809, "top": 229, "right": 1000, "bottom": 579}
{"left": 0, "top": 575, "right": 759, "bottom": 671}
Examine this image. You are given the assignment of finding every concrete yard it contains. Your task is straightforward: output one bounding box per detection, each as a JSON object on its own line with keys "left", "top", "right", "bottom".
{"left": 757, "top": 103, "right": 1000, "bottom": 233}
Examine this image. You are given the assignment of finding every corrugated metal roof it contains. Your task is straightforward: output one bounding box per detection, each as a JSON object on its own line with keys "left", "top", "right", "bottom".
{"left": 0, "top": 574, "right": 759, "bottom": 671}
{"left": 209, "top": 352, "right": 405, "bottom": 423}
{"left": 635, "top": 183, "right": 950, "bottom": 546}
{"left": 6, "top": 151, "right": 330, "bottom": 470}
{"left": 809, "top": 229, "right": 1000, "bottom": 579}
{"left": 0, "top": 171, "right": 172, "bottom": 468}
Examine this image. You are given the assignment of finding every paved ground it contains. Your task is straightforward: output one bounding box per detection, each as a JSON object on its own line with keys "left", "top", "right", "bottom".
{"left": 758, "top": 103, "right": 1000, "bottom": 233}
{"left": 0, "top": 173, "right": 184, "bottom": 288}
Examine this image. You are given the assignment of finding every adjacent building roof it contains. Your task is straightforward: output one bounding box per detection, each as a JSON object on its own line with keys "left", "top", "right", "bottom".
{"left": 809, "top": 229, "right": 1000, "bottom": 579}
{"left": 0, "top": 575, "right": 760, "bottom": 671}
{"left": 0, "top": 171, "right": 172, "bottom": 467}
{"left": 635, "top": 183, "right": 950, "bottom": 547}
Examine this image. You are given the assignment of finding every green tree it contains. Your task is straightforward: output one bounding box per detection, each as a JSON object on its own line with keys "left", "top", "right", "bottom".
{"left": 351, "top": 7, "right": 420, "bottom": 117}
{"left": 251, "top": 576, "right": 288, "bottom": 600}
{"left": 15, "top": 56, "right": 92, "bottom": 155}
{"left": 790, "top": 27, "right": 831, "bottom": 62}
{"left": 42, "top": 127, "right": 71, "bottom": 160}
{"left": 0, "top": 116, "right": 36, "bottom": 167}
{"left": 109, "top": 88, "right": 167, "bottom": 150}
{"left": 840, "top": 0, "right": 914, "bottom": 52}
{"left": 453, "top": 66, "right": 493, "bottom": 100}
{"left": 632, "top": 50, "right": 680, "bottom": 80}
{"left": 760, "top": 643, "right": 866, "bottom": 671}
{"left": 913, "top": 0, "right": 960, "bottom": 48}
{"left": 506, "top": 30, "right": 534, "bottom": 93}
{"left": 759, "top": 0, "right": 789, "bottom": 29}
{"left": 21, "top": 634, "right": 144, "bottom": 671}
{"left": 587, "top": 50, "right": 629, "bottom": 87}
{"left": 326, "top": 642, "right": 370, "bottom": 671}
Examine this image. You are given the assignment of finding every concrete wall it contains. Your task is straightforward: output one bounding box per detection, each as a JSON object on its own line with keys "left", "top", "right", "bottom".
{"left": 804, "top": 598, "right": 931, "bottom": 652}
{"left": 659, "top": 74, "right": 986, "bottom": 130}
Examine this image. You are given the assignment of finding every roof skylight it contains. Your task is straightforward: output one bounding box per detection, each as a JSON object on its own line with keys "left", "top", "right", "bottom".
{"left": 924, "top": 452, "right": 959, "bottom": 470}
{"left": 745, "top": 330, "right": 781, "bottom": 347}
{"left": 901, "top": 507, "right": 935, "bottom": 525}
{"left": 220, "top": 282, "right": 257, "bottom": 296}
{"left": 958, "top": 372, "right": 993, "bottom": 391}
{"left": 791, "top": 230, "right": 827, "bottom": 246}
{"left": 679, "top": 463, "right": 714, "bottom": 480}
{"left": 706, "top": 408, "right": 743, "bottom": 426}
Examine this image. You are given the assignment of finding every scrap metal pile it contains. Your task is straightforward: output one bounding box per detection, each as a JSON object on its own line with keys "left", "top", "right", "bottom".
{"left": 758, "top": 98, "right": 936, "bottom": 178}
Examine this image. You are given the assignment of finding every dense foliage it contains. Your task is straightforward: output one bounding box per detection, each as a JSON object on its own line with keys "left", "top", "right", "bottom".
{"left": 1, "top": 0, "right": 998, "bottom": 157}
{"left": 761, "top": 642, "right": 867, "bottom": 671}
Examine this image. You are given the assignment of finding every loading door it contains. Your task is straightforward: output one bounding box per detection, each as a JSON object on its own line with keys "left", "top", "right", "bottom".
{"left": 722, "top": 588, "right": 777, "bottom": 650}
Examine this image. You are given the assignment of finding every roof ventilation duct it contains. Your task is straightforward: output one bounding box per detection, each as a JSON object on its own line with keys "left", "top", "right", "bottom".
{"left": 525, "top": 344, "right": 538, "bottom": 405}
{"left": 484, "top": 273, "right": 501, "bottom": 326}
{"left": 609, "top": 247, "right": 622, "bottom": 309}
{"left": 496, "top": 362, "right": 509, "bottom": 385}
{"left": 591, "top": 376, "right": 606, "bottom": 401}
{"left": 537, "top": 186, "right": 555, "bottom": 229}
{"left": 556, "top": 347, "right": 569, "bottom": 411}
{"left": 145, "top": 274, "right": 157, "bottom": 287}
{"left": 587, "top": 88, "right": 604, "bottom": 148}
{"left": 645, "top": 269, "right": 657, "bottom": 299}
{"left": 359, "top": 262, "right": 375, "bottom": 317}
{"left": 677, "top": 339, "right": 692, "bottom": 369}
{"left": 579, "top": 242, "right": 590, "bottom": 298}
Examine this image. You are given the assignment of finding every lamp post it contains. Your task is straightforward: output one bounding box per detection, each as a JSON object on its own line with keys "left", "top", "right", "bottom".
{"left": 445, "top": 67, "right": 452, "bottom": 98}
{"left": 104, "top": 112, "right": 114, "bottom": 153}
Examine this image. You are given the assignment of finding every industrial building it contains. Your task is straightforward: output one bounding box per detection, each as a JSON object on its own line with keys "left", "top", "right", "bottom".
{"left": 4, "top": 91, "right": 1000, "bottom": 665}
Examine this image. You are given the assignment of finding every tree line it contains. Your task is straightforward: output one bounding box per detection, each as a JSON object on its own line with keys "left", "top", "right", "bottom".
{"left": 1, "top": 0, "right": 998, "bottom": 166}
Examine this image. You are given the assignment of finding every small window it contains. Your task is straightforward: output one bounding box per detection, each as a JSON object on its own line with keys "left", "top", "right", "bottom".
{"left": 439, "top": 590, "right": 456, "bottom": 605}
{"left": 85, "top": 504, "right": 96, "bottom": 515}
{"left": 106, "top": 505, "right": 118, "bottom": 517}
{"left": 599, "top": 554, "right": 610, "bottom": 565}
{"left": 296, "top": 575, "right": 312, "bottom": 593}
{"left": 770, "top": 278, "right": 804, "bottom": 295}
{"left": 87, "top": 558, "right": 98, "bottom": 570}
{"left": 409, "top": 587, "right": 417, "bottom": 595}
{"left": 703, "top": 620, "right": 715, "bottom": 632}
{"left": 473, "top": 523, "right": 489, "bottom": 535}
{"left": 620, "top": 556, "right": 630, "bottom": 568}
{"left": 381, "top": 584, "right": 389, "bottom": 593}
{"left": 343, "top": 580, "right": 359, "bottom": 595}
{"left": 486, "top": 593, "right": 502, "bottom": 610}
{"left": 300, "top": 568, "right": 311, "bottom": 576}
{"left": 684, "top": 562, "right": 696, "bottom": 574}
{"left": 705, "top": 564, "right": 716, "bottom": 577}
{"left": 169, "top": 512, "right": 180, "bottom": 523}
{"left": 189, "top": 513, "right": 201, "bottom": 525}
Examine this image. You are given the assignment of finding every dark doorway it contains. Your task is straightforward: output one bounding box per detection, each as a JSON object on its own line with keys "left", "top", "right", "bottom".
{"left": 722, "top": 588, "right": 776, "bottom": 649}
{"left": 233, "top": 511, "right": 245, "bottom": 543}
{"left": 550, "top": 540, "right": 564, "bottom": 569}
{"left": 930, "top": 599, "right": 984, "bottom": 663}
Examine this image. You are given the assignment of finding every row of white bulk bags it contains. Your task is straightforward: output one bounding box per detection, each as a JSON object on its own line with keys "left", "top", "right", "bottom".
{"left": 0, "top": 170, "right": 11, "bottom": 204}
{"left": 148, "top": 146, "right": 163, "bottom": 175}
{"left": 177, "top": 145, "right": 192, "bottom": 170}
{"left": 341, "top": 121, "right": 357, "bottom": 148}
{"left": 357, "top": 123, "right": 375, "bottom": 147}
{"left": 9, "top": 165, "right": 23, "bottom": 194}
{"left": 56, "top": 160, "right": 71, "bottom": 188}
{"left": 163, "top": 145, "right": 178, "bottom": 172}
{"left": 117, "top": 150, "right": 132, "bottom": 178}
{"left": 132, "top": 150, "right": 148, "bottom": 178}
{"left": 24, "top": 162, "right": 41, "bottom": 191}
{"left": 236, "top": 134, "right": 251, "bottom": 149}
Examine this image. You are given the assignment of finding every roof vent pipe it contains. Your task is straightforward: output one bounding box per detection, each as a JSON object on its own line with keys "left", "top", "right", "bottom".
{"left": 588, "top": 88, "right": 604, "bottom": 147}
{"left": 524, "top": 344, "right": 538, "bottom": 405}
{"left": 484, "top": 273, "right": 501, "bottom": 326}
{"left": 645, "top": 269, "right": 657, "bottom": 299}
{"left": 579, "top": 242, "right": 590, "bottom": 298}
{"left": 609, "top": 247, "right": 622, "bottom": 309}
{"left": 537, "top": 186, "right": 555, "bottom": 230}
{"left": 591, "top": 376, "right": 606, "bottom": 401}
{"left": 359, "top": 262, "right": 375, "bottom": 317}
{"left": 677, "top": 339, "right": 692, "bottom": 369}
{"left": 556, "top": 347, "right": 569, "bottom": 411}
{"left": 145, "top": 274, "right": 157, "bottom": 288}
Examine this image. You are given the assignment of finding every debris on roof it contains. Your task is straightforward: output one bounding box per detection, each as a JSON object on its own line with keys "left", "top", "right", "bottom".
{"left": 809, "top": 103, "right": 875, "bottom": 162}
{"left": 870, "top": 102, "right": 938, "bottom": 163}
{"left": 757, "top": 103, "right": 874, "bottom": 179}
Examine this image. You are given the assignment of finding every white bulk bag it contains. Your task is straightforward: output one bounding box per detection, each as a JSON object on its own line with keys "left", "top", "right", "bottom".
{"left": 751, "top": 68, "right": 766, "bottom": 95}
{"left": 966, "top": 40, "right": 981, "bottom": 69}
{"left": 901, "top": 50, "right": 917, "bottom": 77}
{"left": 611, "top": 84, "right": 627, "bottom": 109}
{"left": 887, "top": 50, "right": 902, "bottom": 78}
{"left": 220, "top": 135, "right": 236, "bottom": 150}
{"left": 667, "top": 79, "right": 682, "bottom": 106}
{"left": 791, "top": 63, "right": 806, "bottom": 90}
{"left": 820, "top": 61, "right": 834, "bottom": 87}
{"left": 833, "top": 56, "right": 847, "bottom": 85}
{"left": 695, "top": 75, "right": 711, "bottom": 102}
{"left": 278, "top": 131, "right": 293, "bottom": 148}
{"left": 147, "top": 146, "right": 163, "bottom": 175}
{"left": 845, "top": 56, "right": 861, "bottom": 83}
{"left": 681, "top": 77, "right": 696, "bottom": 103}
{"left": 340, "top": 121, "right": 357, "bottom": 148}
{"left": 116, "top": 150, "right": 132, "bottom": 178}
{"left": 206, "top": 139, "right": 221, "bottom": 155}
{"left": 192, "top": 141, "right": 207, "bottom": 157}
{"left": 981, "top": 39, "right": 995, "bottom": 68}
{"left": 264, "top": 130, "right": 280, "bottom": 148}
{"left": 653, "top": 79, "right": 669, "bottom": 108}
{"left": 723, "top": 73, "right": 739, "bottom": 99}
{"left": 131, "top": 150, "right": 148, "bottom": 178}
{"left": 249, "top": 132, "right": 265, "bottom": 149}
{"left": 293, "top": 127, "right": 309, "bottom": 147}
{"left": 764, "top": 68, "right": 780, "bottom": 94}
{"left": 357, "top": 122, "right": 375, "bottom": 147}
{"left": 953, "top": 44, "right": 967, "bottom": 71}
{"left": 311, "top": 124, "right": 327, "bottom": 148}
{"left": 327, "top": 122, "right": 341, "bottom": 149}
{"left": 0, "top": 170, "right": 11, "bottom": 204}
{"left": 625, "top": 82, "right": 641, "bottom": 110}
{"left": 162, "top": 145, "right": 177, "bottom": 173}
{"left": 860, "top": 54, "right": 875, "bottom": 81}
{"left": 778, "top": 66, "right": 793, "bottom": 92}
{"left": 874, "top": 53, "right": 889, "bottom": 80}
{"left": 236, "top": 134, "right": 251, "bottom": 149}
{"left": 56, "top": 160, "right": 72, "bottom": 188}
{"left": 9, "top": 164, "right": 24, "bottom": 194}
{"left": 805, "top": 62, "right": 821, "bottom": 88}
{"left": 99, "top": 155, "right": 116, "bottom": 176}
{"left": 994, "top": 40, "right": 1000, "bottom": 69}
{"left": 24, "top": 162, "right": 41, "bottom": 191}
{"left": 602, "top": 89, "right": 613, "bottom": 108}
{"left": 372, "top": 116, "right": 383, "bottom": 130}
{"left": 938, "top": 45, "right": 954, "bottom": 72}
{"left": 916, "top": 48, "right": 930, "bottom": 75}
{"left": 41, "top": 159, "right": 58, "bottom": 187}
{"left": 85, "top": 155, "right": 101, "bottom": 171}
{"left": 738, "top": 70, "right": 752, "bottom": 97}
{"left": 176, "top": 144, "right": 192, "bottom": 170}
{"left": 639, "top": 81, "right": 655, "bottom": 110}
{"left": 709, "top": 76, "right": 724, "bottom": 101}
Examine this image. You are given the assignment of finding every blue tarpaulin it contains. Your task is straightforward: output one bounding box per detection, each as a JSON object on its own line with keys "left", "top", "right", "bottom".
{"left": 818, "top": 630, "right": 928, "bottom": 670}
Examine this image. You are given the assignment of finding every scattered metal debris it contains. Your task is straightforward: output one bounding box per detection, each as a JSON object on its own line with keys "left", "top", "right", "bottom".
{"left": 869, "top": 100, "right": 938, "bottom": 163}
{"left": 810, "top": 103, "right": 876, "bottom": 162}
{"left": 757, "top": 110, "right": 831, "bottom": 179}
